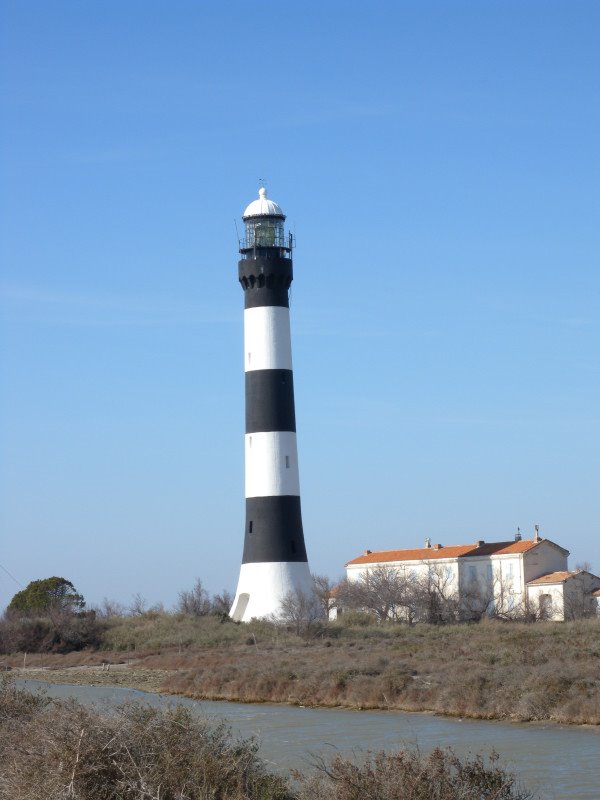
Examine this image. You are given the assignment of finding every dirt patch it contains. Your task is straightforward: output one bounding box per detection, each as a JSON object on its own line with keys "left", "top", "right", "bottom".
{"left": 17, "top": 665, "right": 172, "bottom": 694}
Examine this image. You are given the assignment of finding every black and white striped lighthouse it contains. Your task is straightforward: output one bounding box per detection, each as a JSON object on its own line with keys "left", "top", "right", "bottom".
{"left": 230, "top": 188, "right": 312, "bottom": 622}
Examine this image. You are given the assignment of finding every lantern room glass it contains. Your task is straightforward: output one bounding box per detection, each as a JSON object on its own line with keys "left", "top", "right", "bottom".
{"left": 245, "top": 218, "right": 285, "bottom": 248}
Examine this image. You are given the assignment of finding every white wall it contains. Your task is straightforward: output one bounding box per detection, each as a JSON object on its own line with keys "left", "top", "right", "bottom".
{"left": 523, "top": 542, "right": 568, "bottom": 583}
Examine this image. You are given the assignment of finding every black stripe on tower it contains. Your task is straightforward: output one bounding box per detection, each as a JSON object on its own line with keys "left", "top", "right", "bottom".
{"left": 243, "top": 496, "right": 307, "bottom": 563}
{"left": 245, "top": 370, "right": 296, "bottom": 433}
{"left": 239, "top": 253, "right": 292, "bottom": 309}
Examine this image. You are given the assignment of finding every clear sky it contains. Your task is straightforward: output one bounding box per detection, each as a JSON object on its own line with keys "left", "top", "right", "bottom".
{"left": 1, "top": 1, "right": 599, "bottom": 611}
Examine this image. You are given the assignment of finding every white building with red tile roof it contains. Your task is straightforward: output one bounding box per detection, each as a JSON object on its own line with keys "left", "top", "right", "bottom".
{"left": 342, "top": 532, "right": 599, "bottom": 621}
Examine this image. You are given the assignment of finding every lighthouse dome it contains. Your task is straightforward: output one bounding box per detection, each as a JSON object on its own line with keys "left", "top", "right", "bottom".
{"left": 243, "top": 187, "right": 285, "bottom": 220}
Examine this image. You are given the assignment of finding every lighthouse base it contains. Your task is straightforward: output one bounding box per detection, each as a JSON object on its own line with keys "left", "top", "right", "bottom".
{"left": 230, "top": 561, "right": 313, "bottom": 622}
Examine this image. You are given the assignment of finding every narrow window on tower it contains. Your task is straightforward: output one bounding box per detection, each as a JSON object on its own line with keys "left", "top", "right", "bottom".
{"left": 249, "top": 436, "right": 252, "bottom": 448}
{"left": 247, "top": 352, "right": 251, "bottom": 365}
{"left": 249, "top": 521, "right": 253, "bottom": 533}
{"left": 285, "top": 455, "right": 290, "bottom": 468}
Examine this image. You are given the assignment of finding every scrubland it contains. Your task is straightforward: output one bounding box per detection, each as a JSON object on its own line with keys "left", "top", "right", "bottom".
{"left": 4, "top": 613, "right": 600, "bottom": 725}
{"left": 0, "top": 676, "right": 536, "bottom": 799}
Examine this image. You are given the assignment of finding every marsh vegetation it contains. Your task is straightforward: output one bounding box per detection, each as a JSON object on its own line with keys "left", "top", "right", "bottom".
{"left": 0, "top": 676, "right": 536, "bottom": 799}
{"left": 3, "top": 611, "right": 600, "bottom": 725}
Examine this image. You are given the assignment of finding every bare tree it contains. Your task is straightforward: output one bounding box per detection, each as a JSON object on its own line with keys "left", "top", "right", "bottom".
{"left": 312, "top": 574, "right": 336, "bottom": 619}
{"left": 487, "top": 569, "right": 535, "bottom": 622}
{"left": 129, "top": 593, "right": 148, "bottom": 616}
{"left": 176, "top": 579, "right": 212, "bottom": 617}
{"left": 211, "top": 589, "right": 233, "bottom": 616}
{"left": 461, "top": 577, "right": 495, "bottom": 622}
{"left": 563, "top": 577, "right": 598, "bottom": 621}
{"left": 278, "top": 587, "right": 324, "bottom": 635}
{"left": 95, "top": 597, "right": 127, "bottom": 619}
{"left": 415, "top": 563, "right": 460, "bottom": 624}
{"left": 337, "top": 565, "right": 418, "bottom": 623}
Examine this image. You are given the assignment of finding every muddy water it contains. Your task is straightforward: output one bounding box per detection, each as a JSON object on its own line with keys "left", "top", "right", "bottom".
{"left": 19, "top": 680, "right": 600, "bottom": 799}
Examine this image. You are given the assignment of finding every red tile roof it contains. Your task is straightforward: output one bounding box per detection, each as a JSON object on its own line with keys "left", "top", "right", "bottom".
{"left": 346, "top": 539, "right": 540, "bottom": 566}
{"left": 527, "top": 571, "right": 576, "bottom": 586}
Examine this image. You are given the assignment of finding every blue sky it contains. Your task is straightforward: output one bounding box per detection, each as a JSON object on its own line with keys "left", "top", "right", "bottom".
{"left": 1, "top": 1, "right": 599, "bottom": 611}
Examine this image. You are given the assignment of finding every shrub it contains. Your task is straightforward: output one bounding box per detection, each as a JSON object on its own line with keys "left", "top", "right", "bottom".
{"left": 294, "top": 748, "right": 535, "bottom": 800}
{"left": 0, "top": 674, "right": 50, "bottom": 724}
{"left": 0, "top": 611, "right": 105, "bottom": 654}
{"left": 0, "top": 682, "right": 291, "bottom": 800}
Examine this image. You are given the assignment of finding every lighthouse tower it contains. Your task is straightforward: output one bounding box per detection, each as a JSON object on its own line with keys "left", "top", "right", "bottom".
{"left": 230, "top": 188, "right": 313, "bottom": 622}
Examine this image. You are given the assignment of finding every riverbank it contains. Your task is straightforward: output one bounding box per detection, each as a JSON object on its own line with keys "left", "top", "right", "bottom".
{"left": 1, "top": 677, "right": 538, "bottom": 800}
{"left": 7, "top": 616, "right": 600, "bottom": 725}
{"left": 20, "top": 679, "right": 600, "bottom": 800}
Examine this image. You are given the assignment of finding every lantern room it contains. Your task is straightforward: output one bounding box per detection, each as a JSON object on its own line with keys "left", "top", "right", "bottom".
{"left": 241, "top": 188, "right": 291, "bottom": 252}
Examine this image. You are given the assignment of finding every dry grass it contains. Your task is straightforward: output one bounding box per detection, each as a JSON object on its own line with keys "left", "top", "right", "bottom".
{"left": 152, "top": 617, "right": 600, "bottom": 724}
{"left": 0, "top": 677, "right": 535, "bottom": 799}
{"left": 5, "top": 615, "right": 600, "bottom": 725}
{"left": 99, "top": 612, "right": 297, "bottom": 652}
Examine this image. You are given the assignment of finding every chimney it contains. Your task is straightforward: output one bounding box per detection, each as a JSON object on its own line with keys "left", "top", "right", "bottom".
{"left": 425, "top": 537, "right": 432, "bottom": 549}
{"left": 363, "top": 549, "right": 372, "bottom": 556}
{"left": 515, "top": 527, "right": 522, "bottom": 542}
{"left": 475, "top": 540, "right": 485, "bottom": 548}
{"left": 432, "top": 543, "right": 443, "bottom": 551}
{"left": 534, "top": 524, "right": 541, "bottom": 543}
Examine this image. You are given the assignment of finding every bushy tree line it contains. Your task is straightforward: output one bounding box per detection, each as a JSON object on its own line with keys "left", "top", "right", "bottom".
{"left": 0, "top": 577, "right": 234, "bottom": 655}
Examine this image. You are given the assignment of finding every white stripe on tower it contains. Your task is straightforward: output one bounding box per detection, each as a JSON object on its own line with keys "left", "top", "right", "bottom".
{"left": 245, "top": 431, "right": 300, "bottom": 498}
{"left": 244, "top": 306, "right": 292, "bottom": 371}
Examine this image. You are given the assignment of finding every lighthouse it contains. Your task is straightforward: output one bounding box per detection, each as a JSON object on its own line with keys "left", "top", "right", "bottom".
{"left": 230, "top": 188, "right": 313, "bottom": 622}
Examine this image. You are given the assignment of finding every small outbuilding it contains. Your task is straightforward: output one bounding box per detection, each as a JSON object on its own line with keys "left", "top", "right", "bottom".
{"left": 527, "top": 571, "right": 600, "bottom": 620}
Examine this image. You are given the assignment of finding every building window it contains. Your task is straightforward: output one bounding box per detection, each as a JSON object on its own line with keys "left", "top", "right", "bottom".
{"left": 249, "top": 521, "right": 253, "bottom": 533}
{"left": 285, "top": 455, "right": 290, "bottom": 468}
{"left": 249, "top": 436, "right": 252, "bottom": 448}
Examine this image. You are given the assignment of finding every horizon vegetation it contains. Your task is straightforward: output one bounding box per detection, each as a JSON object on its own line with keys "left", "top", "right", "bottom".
{"left": 2, "top": 575, "right": 600, "bottom": 727}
